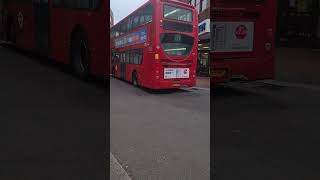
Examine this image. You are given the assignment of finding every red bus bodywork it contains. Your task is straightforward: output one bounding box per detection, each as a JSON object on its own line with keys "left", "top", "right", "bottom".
{"left": 210, "top": 0, "right": 278, "bottom": 84}
{"left": 111, "top": 0, "right": 198, "bottom": 89}
{"left": 0, "top": 0, "right": 109, "bottom": 77}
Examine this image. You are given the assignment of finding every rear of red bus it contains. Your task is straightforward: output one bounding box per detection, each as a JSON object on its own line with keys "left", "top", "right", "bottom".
{"left": 149, "top": 0, "right": 198, "bottom": 89}
{"left": 111, "top": 0, "right": 198, "bottom": 89}
{"left": 210, "top": 0, "right": 277, "bottom": 84}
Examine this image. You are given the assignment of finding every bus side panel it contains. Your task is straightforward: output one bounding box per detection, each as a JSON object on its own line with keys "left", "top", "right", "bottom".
{"left": 139, "top": 23, "right": 155, "bottom": 88}
{"left": 50, "top": 8, "right": 74, "bottom": 64}
{"left": 50, "top": 6, "right": 108, "bottom": 77}
{"left": 82, "top": 5, "right": 108, "bottom": 77}
{"left": 4, "top": 4, "right": 35, "bottom": 51}
{"left": 15, "top": 5, "right": 35, "bottom": 51}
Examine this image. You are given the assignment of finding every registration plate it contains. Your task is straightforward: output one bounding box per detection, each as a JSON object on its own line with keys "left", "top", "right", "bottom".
{"left": 210, "top": 69, "right": 226, "bottom": 77}
{"left": 164, "top": 68, "right": 190, "bottom": 79}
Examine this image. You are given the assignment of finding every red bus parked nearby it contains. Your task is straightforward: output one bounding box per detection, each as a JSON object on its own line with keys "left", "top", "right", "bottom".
{"left": 111, "top": 0, "right": 198, "bottom": 89}
{"left": 210, "top": 0, "right": 278, "bottom": 84}
{"left": 0, "top": 0, "right": 109, "bottom": 78}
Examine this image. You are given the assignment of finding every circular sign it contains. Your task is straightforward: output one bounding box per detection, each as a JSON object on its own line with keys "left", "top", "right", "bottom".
{"left": 17, "top": 12, "right": 24, "bottom": 30}
{"left": 235, "top": 25, "right": 247, "bottom": 39}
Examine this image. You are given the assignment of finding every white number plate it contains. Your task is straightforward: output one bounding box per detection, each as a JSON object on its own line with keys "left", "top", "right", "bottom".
{"left": 164, "top": 68, "right": 190, "bottom": 79}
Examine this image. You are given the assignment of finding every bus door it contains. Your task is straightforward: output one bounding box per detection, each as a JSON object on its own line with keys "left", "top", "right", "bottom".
{"left": 121, "top": 62, "right": 126, "bottom": 79}
{"left": 33, "top": 0, "right": 49, "bottom": 55}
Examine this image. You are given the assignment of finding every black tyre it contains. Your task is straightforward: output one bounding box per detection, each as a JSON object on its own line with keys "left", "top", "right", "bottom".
{"left": 132, "top": 72, "right": 139, "bottom": 87}
{"left": 71, "top": 31, "right": 90, "bottom": 78}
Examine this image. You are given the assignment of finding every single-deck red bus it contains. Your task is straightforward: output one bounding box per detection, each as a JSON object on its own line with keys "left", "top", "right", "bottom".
{"left": 0, "top": 0, "right": 109, "bottom": 78}
{"left": 210, "top": 0, "right": 277, "bottom": 84}
{"left": 111, "top": 0, "right": 198, "bottom": 89}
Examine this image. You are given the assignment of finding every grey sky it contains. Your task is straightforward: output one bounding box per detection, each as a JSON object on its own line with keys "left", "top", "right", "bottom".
{"left": 111, "top": 0, "right": 148, "bottom": 24}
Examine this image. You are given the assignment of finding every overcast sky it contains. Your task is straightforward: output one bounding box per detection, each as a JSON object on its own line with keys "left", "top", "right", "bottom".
{"left": 111, "top": 0, "right": 148, "bottom": 24}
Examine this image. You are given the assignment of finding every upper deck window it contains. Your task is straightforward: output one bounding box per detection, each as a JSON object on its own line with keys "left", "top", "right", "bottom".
{"left": 163, "top": 5, "right": 192, "bottom": 23}
{"left": 111, "top": 3, "right": 153, "bottom": 37}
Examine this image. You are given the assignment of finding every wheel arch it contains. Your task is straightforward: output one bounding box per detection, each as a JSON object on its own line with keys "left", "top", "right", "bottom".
{"left": 69, "top": 24, "right": 89, "bottom": 64}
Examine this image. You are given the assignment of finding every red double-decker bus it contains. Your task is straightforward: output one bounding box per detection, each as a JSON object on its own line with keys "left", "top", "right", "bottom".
{"left": 0, "top": 0, "right": 108, "bottom": 78}
{"left": 111, "top": 0, "right": 198, "bottom": 89}
{"left": 210, "top": 0, "right": 278, "bottom": 84}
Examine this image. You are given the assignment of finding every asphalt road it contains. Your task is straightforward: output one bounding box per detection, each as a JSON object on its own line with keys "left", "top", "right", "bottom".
{"left": 275, "top": 48, "right": 320, "bottom": 85}
{"left": 110, "top": 78, "right": 210, "bottom": 180}
{"left": 213, "top": 82, "right": 320, "bottom": 180}
{"left": 0, "top": 45, "right": 108, "bottom": 180}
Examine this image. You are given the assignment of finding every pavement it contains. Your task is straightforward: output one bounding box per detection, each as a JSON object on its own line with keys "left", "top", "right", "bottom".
{"left": 196, "top": 76, "right": 210, "bottom": 89}
{"left": 0, "top": 45, "right": 108, "bottom": 180}
{"left": 110, "top": 78, "right": 210, "bottom": 180}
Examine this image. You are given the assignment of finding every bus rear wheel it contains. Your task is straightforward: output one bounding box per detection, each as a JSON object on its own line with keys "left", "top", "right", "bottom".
{"left": 71, "top": 32, "right": 90, "bottom": 79}
{"left": 132, "top": 72, "right": 139, "bottom": 87}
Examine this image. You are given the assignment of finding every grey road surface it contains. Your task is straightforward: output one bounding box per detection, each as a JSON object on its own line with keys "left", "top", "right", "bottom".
{"left": 213, "top": 82, "right": 320, "bottom": 180}
{"left": 0, "top": 45, "right": 108, "bottom": 180}
{"left": 110, "top": 78, "right": 210, "bottom": 180}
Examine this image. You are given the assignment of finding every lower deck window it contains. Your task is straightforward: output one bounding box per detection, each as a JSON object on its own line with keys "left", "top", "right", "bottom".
{"left": 114, "top": 48, "right": 143, "bottom": 65}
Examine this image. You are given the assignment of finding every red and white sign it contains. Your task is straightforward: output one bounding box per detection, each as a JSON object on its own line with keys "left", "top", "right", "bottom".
{"left": 164, "top": 68, "right": 190, "bottom": 79}
{"left": 235, "top": 25, "right": 247, "bottom": 39}
{"left": 212, "top": 21, "right": 254, "bottom": 52}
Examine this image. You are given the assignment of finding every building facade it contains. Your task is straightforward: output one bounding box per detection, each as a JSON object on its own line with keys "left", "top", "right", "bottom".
{"left": 277, "top": 0, "right": 320, "bottom": 48}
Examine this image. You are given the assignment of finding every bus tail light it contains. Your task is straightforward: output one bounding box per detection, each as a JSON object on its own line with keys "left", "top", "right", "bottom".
{"left": 155, "top": 54, "right": 159, "bottom": 60}
{"left": 156, "top": 75, "right": 160, "bottom": 79}
{"left": 265, "top": 43, "right": 272, "bottom": 51}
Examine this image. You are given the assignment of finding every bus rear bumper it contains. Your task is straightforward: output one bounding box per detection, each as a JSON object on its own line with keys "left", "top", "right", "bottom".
{"left": 211, "top": 57, "right": 274, "bottom": 84}
{"left": 154, "top": 79, "right": 196, "bottom": 89}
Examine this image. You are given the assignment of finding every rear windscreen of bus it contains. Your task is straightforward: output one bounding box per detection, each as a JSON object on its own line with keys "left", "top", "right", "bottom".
{"left": 160, "top": 33, "right": 194, "bottom": 56}
{"left": 163, "top": 5, "right": 192, "bottom": 22}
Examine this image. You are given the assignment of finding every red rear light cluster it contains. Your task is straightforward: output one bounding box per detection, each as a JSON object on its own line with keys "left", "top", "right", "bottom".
{"left": 265, "top": 28, "right": 274, "bottom": 52}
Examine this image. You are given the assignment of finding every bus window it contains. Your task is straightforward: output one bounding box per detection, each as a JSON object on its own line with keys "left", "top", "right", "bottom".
{"left": 160, "top": 33, "right": 194, "bottom": 56}
{"left": 164, "top": 5, "right": 192, "bottom": 22}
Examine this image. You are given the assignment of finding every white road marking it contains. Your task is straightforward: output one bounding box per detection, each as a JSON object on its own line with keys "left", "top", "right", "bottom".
{"left": 110, "top": 153, "right": 132, "bottom": 180}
